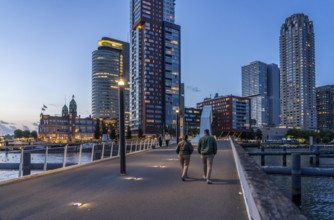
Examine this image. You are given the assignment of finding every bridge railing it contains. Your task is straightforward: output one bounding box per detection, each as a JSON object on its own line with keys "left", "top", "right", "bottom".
{"left": 0, "top": 138, "right": 158, "bottom": 179}
{"left": 229, "top": 136, "right": 307, "bottom": 220}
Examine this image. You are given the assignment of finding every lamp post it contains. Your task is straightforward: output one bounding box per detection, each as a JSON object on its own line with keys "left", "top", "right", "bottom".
{"left": 118, "top": 80, "right": 126, "bottom": 175}
{"left": 175, "top": 109, "right": 179, "bottom": 143}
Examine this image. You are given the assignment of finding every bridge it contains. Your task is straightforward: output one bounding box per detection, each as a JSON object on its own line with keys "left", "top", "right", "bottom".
{"left": 0, "top": 140, "right": 306, "bottom": 220}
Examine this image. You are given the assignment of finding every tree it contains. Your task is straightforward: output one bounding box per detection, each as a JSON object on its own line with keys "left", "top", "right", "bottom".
{"left": 109, "top": 125, "right": 116, "bottom": 140}
{"left": 101, "top": 120, "right": 107, "bottom": 134}
{"left": 94, "top": 120, "right": 101, "bottom": 140}
{"left": 126, "top": 125, "right": 132, "bottom": 139}
{"left": 255, "top": 129, "right": 263, "bottom": 140}
{"left": 23, "top": 130, "right": 30, "bottom": 138}
{"left": 138, "top": 126, "right": 143, "bottom": 138}
{"left": 14, "top": 129, "right": 23, "bottom": 138}
{"left": 30, "top": 131, "right": 38, "bottom": 140}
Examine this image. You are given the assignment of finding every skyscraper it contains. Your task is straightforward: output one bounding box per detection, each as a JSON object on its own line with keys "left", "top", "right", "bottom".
{"left": 92, "top": 37, "right": 129, "bottom": 120}
{"left": 280, "top": 13, "right": 317, "bottom": 130}
{"left": 316, "top": 85, "right": 334, "bottom": 131}
{"left": 130, "top": 0, "right": 181, "bottom": 135}
{"left": 242, "top": 61, "right": 280, "bottom": 128}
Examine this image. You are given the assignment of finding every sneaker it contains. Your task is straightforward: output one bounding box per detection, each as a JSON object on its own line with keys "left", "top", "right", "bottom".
{"left": 207, "top": 179, "right": 212, "bottom": 184}
{"left": 203, "top": 175, "right": 207, "bottom": 180}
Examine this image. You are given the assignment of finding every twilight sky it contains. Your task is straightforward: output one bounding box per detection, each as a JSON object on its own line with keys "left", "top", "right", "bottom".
{"left": 0, "top": 0, "right": 333, "bottom": 134}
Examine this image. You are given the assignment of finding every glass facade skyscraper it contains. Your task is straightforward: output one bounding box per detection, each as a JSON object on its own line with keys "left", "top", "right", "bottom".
{"left": 242, "top": 61, "right": 280, "bottom": 128}
{"left": 280, "top": 14, "right": 317, "bottom": 130}
{"left": 130, "top": 0, "right": 181, "bottom": 134}
{"left": 92, "top": 37, "right": 129, "bottom": 120}
{"left": 316, "top": 85, "right": 334, "bottom": 131}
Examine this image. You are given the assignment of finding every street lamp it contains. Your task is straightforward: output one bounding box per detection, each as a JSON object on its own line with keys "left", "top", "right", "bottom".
{"left": 175, "top": 109, "right": 179, "bottom": 143}
{"left": 118, "top": 79, "right": 126, "bottom": 175}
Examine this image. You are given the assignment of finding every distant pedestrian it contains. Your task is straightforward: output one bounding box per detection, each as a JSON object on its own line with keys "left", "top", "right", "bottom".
{"left": 165, "top": 133, "right": 171, "bottom": 147}
{"left": 198, "top": 129, "right": 217, "bottom": 184}
{"left": 176, "top": 135, "right": 193, "bottom": 181}
{"left": 158, "top": 135, "right": 163, "bottom": 147}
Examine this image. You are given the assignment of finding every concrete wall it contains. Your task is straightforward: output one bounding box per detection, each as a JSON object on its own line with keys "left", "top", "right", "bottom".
{"left": 229, "top": 137, "right": 307, "bottom": 220}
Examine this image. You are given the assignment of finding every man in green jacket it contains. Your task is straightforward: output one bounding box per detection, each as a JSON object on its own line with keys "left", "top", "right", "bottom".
{"left": 176, "top": 135, "right": 194, "bottom": 181}
{"left": 198, "top": 129, "right": 217, "bottom": 184}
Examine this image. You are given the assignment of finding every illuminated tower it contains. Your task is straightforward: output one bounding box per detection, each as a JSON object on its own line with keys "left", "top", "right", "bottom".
{"left": 130, "top": 0, "right": 181, "bottom": 134}
{"left": 280, "top": 14, "right": 317, "bottom": 129}
{"left": 92, "top": 37, "right": 129, "bottom": 121}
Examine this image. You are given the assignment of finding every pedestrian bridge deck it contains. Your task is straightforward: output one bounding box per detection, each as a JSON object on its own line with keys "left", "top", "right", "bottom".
{"left": 0, "top": 141, "right": 248, "bottom": 220}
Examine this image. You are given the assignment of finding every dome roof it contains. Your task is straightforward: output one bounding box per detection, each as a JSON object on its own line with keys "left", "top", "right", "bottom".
{"left": 69, "top": 95, "right": 77, "bottom": 111}
{"left": 62, "top": 104, "right": 68, "bottom": 116}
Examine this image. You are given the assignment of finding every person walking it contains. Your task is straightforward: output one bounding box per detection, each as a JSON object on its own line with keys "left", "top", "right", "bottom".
{"left": 165, "top": 133, "right": 171, "bottom": 147}
{"left": 198, "top": 129, "right": 217, "bottom": 184}
{"left": 176, "top": 135, "right": 194, "bottom": 181}
{"left": 158, "top": 134, "right": 163, "bottom": 147}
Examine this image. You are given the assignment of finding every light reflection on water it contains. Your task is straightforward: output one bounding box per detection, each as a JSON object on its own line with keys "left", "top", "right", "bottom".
{"left": 0, "top": 152, "right": 91, "bottom": 182}
{"left": 248, "top": 147, "right": 334, "bottom": 220}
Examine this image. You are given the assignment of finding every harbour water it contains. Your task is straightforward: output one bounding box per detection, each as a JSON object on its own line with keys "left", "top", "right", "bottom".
{"left": 247, "top": 147, "right": 334, "bottom": 220}
{"left": 0, "top": 151, "right": 92, "bottom": 182}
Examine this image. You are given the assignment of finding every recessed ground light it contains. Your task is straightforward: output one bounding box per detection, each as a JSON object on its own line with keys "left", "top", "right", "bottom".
{"left": 125, "top": 177, "right": 143, "bottom": 181}
{"left": 73, "top": 202, "right": 83, "bottom": 207}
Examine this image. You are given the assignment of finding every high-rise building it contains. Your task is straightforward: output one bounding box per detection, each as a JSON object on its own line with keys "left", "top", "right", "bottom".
{"left": 242, "top": 61, "right": 280, "bottom": 128}
{"left": 92, "top": 37, "right": 129, "bottom": 121}
{"left": 196, "top": 95, "right": 251, "bottom": 136}
{"left": 280, "top": 13, "right": 317, "bottom": 130}
{"left": 316, "top": 85, "right": 334, "bottom": 131}
{"left": 130, "top": 0, "right": 181, "bottom": 135}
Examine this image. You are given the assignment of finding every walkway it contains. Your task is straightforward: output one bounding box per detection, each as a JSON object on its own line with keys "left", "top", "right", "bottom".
{"left": 0, "top": 141, "right": 248, "bottom": 220}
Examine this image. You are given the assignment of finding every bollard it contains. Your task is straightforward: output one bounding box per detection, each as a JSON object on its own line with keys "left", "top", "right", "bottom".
{"left": 291, "top": 153, "right": 301, "bottom": 207}
{"left": 261, "top": 146, "right": 265, "bottom": 166}
{"left": 282, "top": 146, "right": 287, "bottom": 166}
{"left": 23, "top": 151, "right": 31, "bottom": 176}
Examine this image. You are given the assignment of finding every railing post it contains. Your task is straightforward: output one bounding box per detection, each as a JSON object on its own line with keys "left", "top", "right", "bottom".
{"left": 315, "top": 145, "right": 320, "bottom": 165}
{"left": 43, "top": 146, "right": 49, "bottom": 171}
{"left": 91, "top": 144, "right": 95, "bottom": 162}
{"left": 78, "top": 144, "right": 83, "bottom": 165}
{"left": 63, "top": 144, "right": 68, "bottom": 168}
{"left": 110, "top": 142, "right": 114, "bottom": 158}
{"left": 130, "top": 141, "right": 133, "bottom": 153}
{"left": 261, "top": 145, "right": 265, "bottom": 166}
{"left": 140, "top": 140, "right": 143, "bottom": 151}
{"left": 136, "top": 139, "right": 139, "bottom": 151}
{"left": 282, "top": 146, "right": 287, "bottom": 166}
{"left": 19, "top": 148, "right": 24, "bottom": 177}
{"left": 291, "top": 153, "right": 301, "bottom": 207}
{"left": 101, "top": 143, "right": 105, "bottom": 159}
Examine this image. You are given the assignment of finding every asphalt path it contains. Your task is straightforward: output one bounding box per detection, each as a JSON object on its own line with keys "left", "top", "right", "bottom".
{"left": 0, "top": 141, "right": 248, "bottom": 220}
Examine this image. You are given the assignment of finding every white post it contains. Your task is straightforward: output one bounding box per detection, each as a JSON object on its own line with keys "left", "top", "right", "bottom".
{"left": 130, "top": 141, "right": 133, "bottom": 153}
{"left": 136, "top": 139, "right": 139, "bottom": 151}
{"left": 78, "top": 144, "right": 83, "bottom": 165}
{"left": 18, "top": 148, "right": 24, "bottom": 177}
{"left": 63, "top": 144, "right": 68, "bottom": 168}
{"left": 117, "top": 142, "right": 120, "bottom": 156}
{"left": 91, "top": 144, "right": 95, "bottom": 162}
{"left": 43, "top": 146, "right": 49, "bottom": 171}
{"left": 110, "top": 142, "right": 114, "bottom": 158}
{"left": 101, "top": 143, "right": 105, "bottom": 160}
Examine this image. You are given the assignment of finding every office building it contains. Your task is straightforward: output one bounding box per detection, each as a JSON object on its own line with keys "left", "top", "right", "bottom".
{"left": 184, "top": 107, "right": 201, "bottom": 135}
{"left": 196, "top": 95, "right": 251, "bottom": 136}
{"left": 130, "top": 0, "right": 181, "bottom": 135}
{"left": 316, "top": 85, "right": 334, "bottom": 131}
{"left": 242, "top": 61, "right": 280, "bottom": 128}
{"left": 92, "top": 37, "right": 130, "bottom": 121}
{"left": 280, "top": 13, "right": 317, "bottom": 129}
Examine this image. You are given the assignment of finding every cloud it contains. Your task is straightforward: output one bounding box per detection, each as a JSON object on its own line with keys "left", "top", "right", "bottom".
{"left": 187, "top": 85, "right": 200, "bottom": 93}
{"left": 0, "top": 125, "right": 16, "bottom": 136}
{"left": 0, "top": 120, "right": 15, "bottom": 125}
{"left": 32, "top": 122, "right": 39, "bottom": 127}
{"left": 9, "top": 126, "right": 17, "bottom": 130}
{"left": 22, "top": 125, "right": 30, "bottom": 131}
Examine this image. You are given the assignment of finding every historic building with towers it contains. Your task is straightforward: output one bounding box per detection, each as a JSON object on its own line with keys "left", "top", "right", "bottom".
{"left": 39, "top": 95, "right": 97, "bottom": 143}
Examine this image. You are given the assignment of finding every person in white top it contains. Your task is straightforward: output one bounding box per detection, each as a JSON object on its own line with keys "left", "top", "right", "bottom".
{"left": 165, "top": 133, "right": 171, "bottom": 147}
